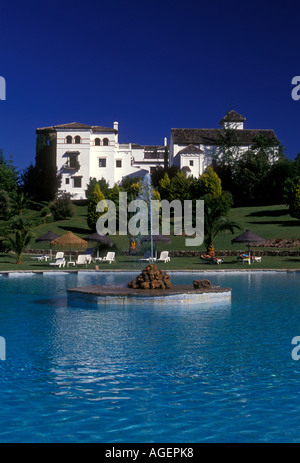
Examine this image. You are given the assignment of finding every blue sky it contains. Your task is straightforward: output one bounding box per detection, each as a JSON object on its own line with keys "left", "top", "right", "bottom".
{"left": 1, "top": 0, "right": 300, "bottom": 170}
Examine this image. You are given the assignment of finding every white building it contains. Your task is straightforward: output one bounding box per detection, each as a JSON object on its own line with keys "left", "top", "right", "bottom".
{"left": 36, "top": 111, "right": 279, "bottom": 199}
{"left": 169, "top": 110, "right": 279, "bottom": 176}
{"left": 36, "top": 122, "right": 167, "bottom": 199}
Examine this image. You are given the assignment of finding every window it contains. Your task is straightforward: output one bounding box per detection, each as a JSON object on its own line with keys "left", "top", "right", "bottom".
{"left": 69, "top": 155, "right": 79, "bottom": 169}
{"left": 99, "top": 158, "right": 106, "bottom": 168}
{"left": 66, "top": 135, "right": 72, "bottom": 144}
{"left": 74, "top": 135, "right": 81, "bottom": 144}
{"left": 73, "top": 177, "right": 82, "bottom": 188}
{"left": 65, "top": 178, "right": 69, "bottom": 184}
{"left": 116, "top": 160, "right": 122, "bottom": 168}
{"left": 95, "top": 138, "right": 100, "bottom": 146}
{"left": 103, "top": 138, "right": 109, "bottom": 146}
{"left": 189, "top": 160, "right": 194, "bottom": 167}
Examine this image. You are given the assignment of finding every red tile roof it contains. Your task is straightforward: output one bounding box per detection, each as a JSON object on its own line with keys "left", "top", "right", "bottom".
{"left": 36, "top": 122, "right": 117, "bottom": 133}
{"left": 171, "top": 128, "right": 279, "bottom": 146}
{"left": 220, "top": 110, "right": 246, "bottom": 124}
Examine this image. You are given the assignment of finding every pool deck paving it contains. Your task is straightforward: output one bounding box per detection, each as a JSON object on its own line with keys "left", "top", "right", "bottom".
{"left": 1, "top": 268, "right": 300, "bottom": 275}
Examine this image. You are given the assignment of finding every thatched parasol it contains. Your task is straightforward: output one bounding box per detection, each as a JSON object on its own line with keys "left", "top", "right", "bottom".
{"left": 36, "top": 231, "right": 60, "bottom": 260}
{"left": 83, "top": 232, "right": 113, "bottom": 259}
{"left": 142, "top": 235, "right": 171, "bottom": 244}
{"left": 232, "top": 229, "right": 265, "bottom": 263}
{"left": 51, "top": 231, "right": 88, "bottom": 262}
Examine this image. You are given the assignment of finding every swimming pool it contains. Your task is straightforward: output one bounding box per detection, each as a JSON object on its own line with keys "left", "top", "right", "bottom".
{"left": 0, "top": 271, "right": 300, "bottom": 442}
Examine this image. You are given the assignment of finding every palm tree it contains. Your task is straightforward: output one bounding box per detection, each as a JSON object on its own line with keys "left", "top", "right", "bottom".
{"left": 204, "top": 194, "right": 241, "bottom": 256}
{"left": 10, "top": 192, "right": 31, "bottom": 215}
{"left": 4, "top": 229, "right": 33, "bottom": 264}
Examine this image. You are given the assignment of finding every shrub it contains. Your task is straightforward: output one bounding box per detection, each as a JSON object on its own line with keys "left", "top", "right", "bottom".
{"left": 85, "top": 177, "right": 110, "bottom": 201}
{"left": 49, "top": 193, "right": 75, "bottom": 221}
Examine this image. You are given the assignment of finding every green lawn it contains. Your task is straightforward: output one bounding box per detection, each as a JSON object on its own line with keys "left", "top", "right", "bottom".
{"left": 0, "top": 253, "right": 299, "bottom": 272}
{"left": 229, "top": 204, "right": 300, "bottom": 241}
{"left": 1, "top": 203, "right": 299, "bottom": 270}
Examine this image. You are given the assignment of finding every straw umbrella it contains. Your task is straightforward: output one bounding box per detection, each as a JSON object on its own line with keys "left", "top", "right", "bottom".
{"left": 83, "top": 232, "right": 113, "bottom": 259}
{"left": 231, "top": 229, "right": 265, "bottom": 263}
{"left": 51, "top": 231, "right": 88, "bottom": 263}
{"left": 36, "top": 231, "right": 60, "bottom": 260}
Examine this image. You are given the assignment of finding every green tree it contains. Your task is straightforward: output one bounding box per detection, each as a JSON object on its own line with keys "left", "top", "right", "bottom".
{"left": 265, "top": 157, "right": 296, "bottom": 205}
{"left": 4, "top": 229, "right": 33, "bottom": 264}
{"left": 85, "top": 177, "right": 110, "bottom": 201}
{"left": 108, "top": 183, "right": 120, "bottom": 227}
{"left": 213, "top": 126, "right": 240, "bottom": 168}
{"left": 158, "top": 172, "right": 171, "bottom": 200}
{"left": 0, "top": 189, "right": 11, "bottom": 217}
{"left": 164, "top": 171, "right": 193, "bottom": 201}
{"left": 203, "top": 193, "right": 241, "bottom": 255}
{"left": 126, "top": 180, "right": 141, "bottom": 200}
{"left": 0, "top": 150, "right": 18, "bottom": 194}
{"left": 251, "top": 135, "right": 284, "bottom": 163}
{"left": 33, "top": 132, "right": 61, "bottom": 201}
{"left": 9, "top": 192, "right": 32, "bottom": 215}
{"left": 288, "top": 178, "right": 300, "bottom": 219}
{"left": 87, "top": 184, "right": 106, "bottom": 230}
{"left": 49, "top": 192, "right": 75, "bottom": 220}
{"left": 231, "top": 150, "right": 271, "bottom": 206}
{"left": 109, "top": 183, "right": 120, "bottom": 204}
{"left": 152, "top": 166, "right": 179, "bottom": 190}
{"left": 10, "top": 216, "right": 32, "bottom": 232}
{"left": 164, "top": 146, "right": 169, "bottom": 170}
{"left": 193, "top": 167, "right": 222, "bottom": 198}
{"left": 120, "top": 176, "right": 141, "bottom": 193}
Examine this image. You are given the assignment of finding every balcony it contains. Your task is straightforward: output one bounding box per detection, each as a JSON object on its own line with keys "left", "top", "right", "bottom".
{"left": 61, "top": 159, "right": 80, "bottom": 172}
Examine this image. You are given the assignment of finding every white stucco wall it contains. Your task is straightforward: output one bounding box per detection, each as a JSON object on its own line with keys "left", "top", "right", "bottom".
{"left": 223, "top": 121, "right": 244, "bottom": 130}
{"left": 179, "top": 154, "right": 204, "bottom": 177}
{"left": 55, "top": 125, "right": 160, "bottom": 196}
{"left": 57, "top": 129, "right": 90, "bottom": 199}
{"left": 90, "top": 132, "right": 116, "bottom": 187}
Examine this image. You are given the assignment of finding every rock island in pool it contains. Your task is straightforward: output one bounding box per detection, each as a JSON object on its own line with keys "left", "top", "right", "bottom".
{"left": 67, "top": 264, "right": 232, "bottom": 306}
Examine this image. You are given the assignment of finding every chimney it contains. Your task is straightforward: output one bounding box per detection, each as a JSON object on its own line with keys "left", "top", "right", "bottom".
{"left": 164, "top": 137, "right": 167, "bottom": 146}
{"left": 114, "top": 121, "right": 118, "bottom": 144}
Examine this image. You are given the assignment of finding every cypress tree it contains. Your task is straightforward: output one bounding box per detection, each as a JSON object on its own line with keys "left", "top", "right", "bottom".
{"left": 87, "top": 184, "right": 106, "bottom": 230}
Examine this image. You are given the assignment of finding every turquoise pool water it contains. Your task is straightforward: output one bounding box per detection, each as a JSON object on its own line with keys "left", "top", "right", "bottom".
{"left": 0, "top": 271, "right": 300, "bottom": 443}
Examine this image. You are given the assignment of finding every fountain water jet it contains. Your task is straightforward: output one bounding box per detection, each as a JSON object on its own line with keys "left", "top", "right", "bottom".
{"left": 139, "top": 173, "right": 154, "bottom": 261}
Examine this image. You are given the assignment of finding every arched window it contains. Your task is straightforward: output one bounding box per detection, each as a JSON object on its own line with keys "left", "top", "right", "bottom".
{"left": 103, "top": 138, "right": 109, "bottom": 146}
{"left": 95, "top": 138, "right": 100, "bottom": 146}
{"left": 66, "top": 135, "right": 72, "bottom": 144}
{"left": 74, "top": 135, "right": 81, "bottom": 144}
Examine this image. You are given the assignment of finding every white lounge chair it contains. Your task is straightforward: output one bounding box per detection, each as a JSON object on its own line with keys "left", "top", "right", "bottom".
{"left": 84, "top": 248, "right": 94, "bottom": 264}
{"left": 200, "top": 255, "right": 223, "bottom": 265}
{"left": 139, "top": 251, "right": 156, "bottom": 263}
{"left": 101, "top": 252, "right": 115, "bottom": 264}
{"left": 237, "top": 254, "right": 251, "bottom": 265}
{"left": 49, "top": 258, "right": 66, "bottom": 268}
{"left": 156, "top": 251, "right": 170, "bottom": 263}
{"left": 75, "top": 254, "right": 88, "bottom": 266}
{"left": 30, "top": 254, "right": 49, "bottom": 262}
